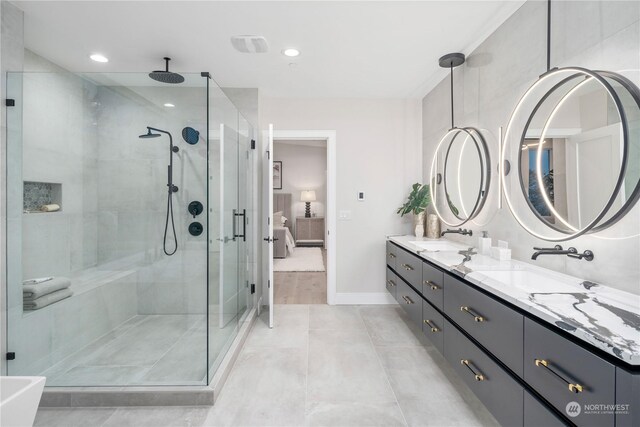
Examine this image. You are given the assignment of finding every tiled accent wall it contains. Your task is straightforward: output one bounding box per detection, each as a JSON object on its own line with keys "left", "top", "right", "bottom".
{"left": 422, "top": 0, "right": 640, "bottom": 294}
{"left": 23, "top": 181, "right": 60, "bottom": 211}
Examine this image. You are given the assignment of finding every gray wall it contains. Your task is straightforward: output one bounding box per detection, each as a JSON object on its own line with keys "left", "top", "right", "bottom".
{"left": 422, "top": 0, "right": 640, "bottom": 294}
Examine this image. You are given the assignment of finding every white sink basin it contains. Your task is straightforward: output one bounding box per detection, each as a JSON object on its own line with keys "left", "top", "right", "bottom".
{"left": 409, "top": 240, "right": 467, "bottom": 252}
{"left": 478, "top": 270, "right": 580, "bottom": 294}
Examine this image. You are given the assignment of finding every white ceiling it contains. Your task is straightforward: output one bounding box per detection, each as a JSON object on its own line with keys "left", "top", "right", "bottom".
{"left": 14, "top": 1, "right": 525, "bottom": 99}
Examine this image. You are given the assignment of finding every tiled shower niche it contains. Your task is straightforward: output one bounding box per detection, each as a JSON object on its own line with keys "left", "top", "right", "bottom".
{"left": 23, "top": 181, "right": 62, "bottom": 212}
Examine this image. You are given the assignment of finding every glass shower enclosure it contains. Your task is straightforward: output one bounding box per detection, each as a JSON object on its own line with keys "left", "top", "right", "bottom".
{"left": 4, "top": 67, "right": 254, "bottom": 386}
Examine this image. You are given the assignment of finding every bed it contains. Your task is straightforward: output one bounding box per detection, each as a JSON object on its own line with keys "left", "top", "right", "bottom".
{"left": 273, "top": 193, "right": 295, "bottom": 258}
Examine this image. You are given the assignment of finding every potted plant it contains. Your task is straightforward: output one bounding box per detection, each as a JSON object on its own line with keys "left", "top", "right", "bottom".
{"left": 397, "top": 183, "right": 431, "bottom": 237}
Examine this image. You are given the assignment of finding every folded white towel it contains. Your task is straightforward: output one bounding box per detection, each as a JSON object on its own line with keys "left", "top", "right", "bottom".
{"left": 40, "top": 204, "right": 60, "bottom": 212}
{"left": 24, "top": 288, "right": 73, "bottom": 310}
{"left": 23, "top": 277, "right": 53, "bottom": 285}
{"left": 23, "top": 277, "right": 71, "bottom": 299}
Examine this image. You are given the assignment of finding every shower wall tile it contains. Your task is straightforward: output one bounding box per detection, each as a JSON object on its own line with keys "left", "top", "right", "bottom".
{"left": 421, "top": 0, "right": 640, "bottom": 294}
{"left": 22, "top": 213, "right": 71, "bottom": 280}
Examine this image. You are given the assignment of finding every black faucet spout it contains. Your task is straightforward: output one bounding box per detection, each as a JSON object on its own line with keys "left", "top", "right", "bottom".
{"left": 441, "top": 228, "right": 473, "bottom": 237}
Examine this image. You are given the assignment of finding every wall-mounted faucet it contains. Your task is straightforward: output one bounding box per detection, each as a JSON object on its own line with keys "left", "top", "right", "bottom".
{"left": 531, "top": 245, "right": 594, "bottom": 261}
{"left": 441, "top": 228, "right": 473, "bottom": 237}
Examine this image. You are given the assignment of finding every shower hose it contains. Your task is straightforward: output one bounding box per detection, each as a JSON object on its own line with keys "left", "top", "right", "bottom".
{"left": 164, "top": 188, "right": 178, "bottom": 256}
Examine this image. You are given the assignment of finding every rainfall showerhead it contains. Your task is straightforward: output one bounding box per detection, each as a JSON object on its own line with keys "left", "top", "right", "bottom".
{"left": 149, "top": 57, "right": 185, "bottom": 84}
{"left": 139, "top": 128, "right": 161, "bottom": 138}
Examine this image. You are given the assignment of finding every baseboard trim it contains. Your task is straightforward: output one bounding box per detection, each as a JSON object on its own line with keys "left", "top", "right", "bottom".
{"left": 333, "top": 292, "right": 397, "bottom": 305}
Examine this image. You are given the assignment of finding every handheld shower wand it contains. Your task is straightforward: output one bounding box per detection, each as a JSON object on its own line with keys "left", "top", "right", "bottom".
{"left": 139, "top": 126, "right": 179, "bottom": 256}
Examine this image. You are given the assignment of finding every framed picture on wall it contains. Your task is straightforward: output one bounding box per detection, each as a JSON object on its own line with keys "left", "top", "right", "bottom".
{"left": 273, "top": 161, "right": 282, "bottom": 190}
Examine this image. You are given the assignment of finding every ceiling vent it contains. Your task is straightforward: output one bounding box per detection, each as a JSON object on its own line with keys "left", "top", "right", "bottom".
{"left": 230, "top": 35, "right": 269, "bottom": 53}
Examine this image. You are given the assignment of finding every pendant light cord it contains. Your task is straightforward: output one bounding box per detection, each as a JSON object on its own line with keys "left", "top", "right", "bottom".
{"left": 546, "top": 0, "right": 551, "bottom": 71}
{"left": 450, "top": 63, "right": 455, "bottom": 129}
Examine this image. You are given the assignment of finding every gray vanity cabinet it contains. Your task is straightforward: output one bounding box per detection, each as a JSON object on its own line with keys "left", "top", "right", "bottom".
{"left": 444, "top": 275, "right": 524, "bottom": 377}
{"left": 422, "top": 262, "right": 444, "bottom": 310}
{"left": 614, "top": 368, "right": 639, "bottom": 427}
{"left": 524, "top": 318, "right": 615, "bottom": 427}
{"left": 444, "top": 319, "right": 524, "bottom": 427}
{"left": 386, "top": 241, "right": 397, "bottom": 271}
{"left": 395, "top": 248, "right": 422, "bottom": 290}
{"left": 421, "top": 299, "right": 444, "bottom": 353}
{"left": 396, "top": 280, "right": 422, "bottom": 326}
{"left": 524, "top": 391, "right": 567, "bottom": 427}
{"left": 385, "top": 267, "right": 398, "bottom": 299}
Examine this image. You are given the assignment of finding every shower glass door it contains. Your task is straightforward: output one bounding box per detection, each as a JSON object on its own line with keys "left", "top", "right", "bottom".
{"left": 5, "top": 69, "right": 211, "bottom": 386}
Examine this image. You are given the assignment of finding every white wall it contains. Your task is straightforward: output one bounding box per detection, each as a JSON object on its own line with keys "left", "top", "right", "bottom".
{"left": 273, "top": 142, "right": 327, "bottom": 230}
{"left": 422, "top": 0, "right": 640, "bottom": 294}
{"left": 262, "top": 98, "right": 422, "bottom": 298}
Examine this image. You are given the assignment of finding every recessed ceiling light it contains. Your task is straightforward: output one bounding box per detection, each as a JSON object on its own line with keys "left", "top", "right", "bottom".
{"left": 282, "top": 48, "right": 300, "bottom": 57}
{"left": 90, "top": 54, "right": 108, "bottom": 63}
{"left": 163, "top": 103, "right": 175, "bottom": 108}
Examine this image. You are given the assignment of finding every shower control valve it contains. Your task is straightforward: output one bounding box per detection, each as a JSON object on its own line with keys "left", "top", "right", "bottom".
{"left": 188, "top": 201, "right": 204, "bottom": 218}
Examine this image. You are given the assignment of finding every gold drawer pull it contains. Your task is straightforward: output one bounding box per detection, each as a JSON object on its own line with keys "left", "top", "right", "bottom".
{"left": 402, "top": 295, "right": 414, "bottom": 305}
{"left": 461, "top": 359, "right": 485, "bottom": 381}
{"left": 424, "top": 280, "right": 440, "bottom": 290}
{"left": 423, "top": 319, "right": 439, "bottom": 332}
{"left": 534, "top": 359, "right": 584, "bottom": 393}
{"left": 388, "top": 253, "right": 396, "bottom": 259}
{"left": 386, "top": 279, "right": 396, "bottom": 287}
{"left": 401, "top": 263, "right": 414, "bottom": 271}
{"left": 460, "top": 306, "right": 485, "bottom": 322}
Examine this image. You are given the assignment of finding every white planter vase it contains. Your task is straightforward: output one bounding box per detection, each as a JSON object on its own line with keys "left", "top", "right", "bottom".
{"left": 414, "top": 212, "right": 426, "bottom": 238}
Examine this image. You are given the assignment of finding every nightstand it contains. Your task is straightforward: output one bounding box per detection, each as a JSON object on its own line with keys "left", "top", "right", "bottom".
{"left": 295, "top": 217, "right": 325, "bottom": 247}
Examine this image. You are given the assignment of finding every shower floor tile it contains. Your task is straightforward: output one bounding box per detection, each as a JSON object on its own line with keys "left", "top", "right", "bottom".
{"left": 43, "top": 314, "right": 211, "bottom": 386}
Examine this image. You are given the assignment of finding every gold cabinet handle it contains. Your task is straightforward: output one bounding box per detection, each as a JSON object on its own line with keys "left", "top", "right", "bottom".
{"left": 460, "top": 306, "right": 484, "bottom": 322}
{"left": 388, "top": 253, "right": 396, "bottom": 259}
{"left": 424, "top": 280, "right": 440, "bottom": 290}
{"left": 401, "top": 263, "right": 414, "bottom": 271}
{"left": 386, "top": 279, "right": 396, "bottom": 287}
{"left": 461, "top": 359, "right": 485, "bottom": 381}
{"left": 402, "top": 295, "right": 414, "bottom": 304}
{"left": 423, "top": 319, "right": 439, "bottom": 332}
{"left": 534, "top": 359, "right": 584, "bottom": 393}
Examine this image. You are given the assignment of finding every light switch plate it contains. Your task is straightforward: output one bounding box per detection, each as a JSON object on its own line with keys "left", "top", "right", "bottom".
{"left": 339, "top": 210, "right": 352, "bottom": 220}
{"left": 357, "top": 191, "right": 365, "bottom": 201}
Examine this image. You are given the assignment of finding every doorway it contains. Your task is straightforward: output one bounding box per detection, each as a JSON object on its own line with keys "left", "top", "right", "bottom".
{"left": 272, "top": 139, "right": 327, "bottom": 303}
{"left": 263, "top": 130, "right": 337, "bottom": 318}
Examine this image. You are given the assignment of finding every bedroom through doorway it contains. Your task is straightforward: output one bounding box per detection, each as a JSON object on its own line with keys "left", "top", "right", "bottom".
{"left": 272, "top": 139, "right": 327, "bottom": 304}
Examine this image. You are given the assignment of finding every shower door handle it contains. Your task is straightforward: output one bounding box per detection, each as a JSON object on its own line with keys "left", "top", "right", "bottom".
{"left": 234, "top": 209, "right": 246, "bottom": 241}
{"left": 231, "top": 209, "right": 237, "bottom": 241}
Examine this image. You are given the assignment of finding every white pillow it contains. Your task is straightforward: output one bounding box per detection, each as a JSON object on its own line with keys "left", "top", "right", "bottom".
{"left": 273, "top": 211, "right": 284, "bottom": 226}
{"left": 281, "top": 215, "right": 288, "bottom": 226}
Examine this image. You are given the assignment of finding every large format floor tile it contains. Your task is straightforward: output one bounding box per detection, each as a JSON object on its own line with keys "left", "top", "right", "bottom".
{"left": 34, "top": 304, "right": 498, "bottom": 427}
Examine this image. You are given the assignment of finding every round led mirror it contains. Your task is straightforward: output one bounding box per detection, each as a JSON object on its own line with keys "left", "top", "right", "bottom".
{"left": 502, "top": 67, "right": 640, "bottom": 241}
{"left": 430, "top": 127, "right": 491, "bottom": 227}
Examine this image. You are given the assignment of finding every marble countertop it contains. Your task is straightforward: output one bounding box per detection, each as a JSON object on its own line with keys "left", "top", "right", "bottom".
{"left": 387, "top": 235, "right": 640, "bottom": 366}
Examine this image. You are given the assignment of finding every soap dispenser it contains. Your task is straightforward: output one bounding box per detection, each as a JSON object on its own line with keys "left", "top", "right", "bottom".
{"left": 478, "top": 231, "right": 491, "bottom": 256}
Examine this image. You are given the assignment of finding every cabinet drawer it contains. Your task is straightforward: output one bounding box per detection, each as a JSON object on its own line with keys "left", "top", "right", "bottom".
{"left": 444, "top": 319, "right": 524, "bottom": 427}
{"left": 386, "top": 241, "right": 397, "bottom": 270}
{"left": 385, "top": 267, "right": 399, "bottom": 299}
{"left": 395, "top": 247, "right": 422, "bottom": 290}
{"left": 444, "top": 275, "right": 524, "bottom": 376}
{"left": 524, "top": 318, "right": 615, "bottom": 427}
{"left": 422, "top": 261, "right": 444, "bottom": 310}
{"left": 396, "top": 280, "right": 422, "bottom": 326}
{"left": 524, "top": 391, "right": 567, "bottom": 427}
{"left": 422, "top": 299, "right": 444, "bottom": 354}
{"left": 615, "top": 368, "right": 640, "bottom": 427}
